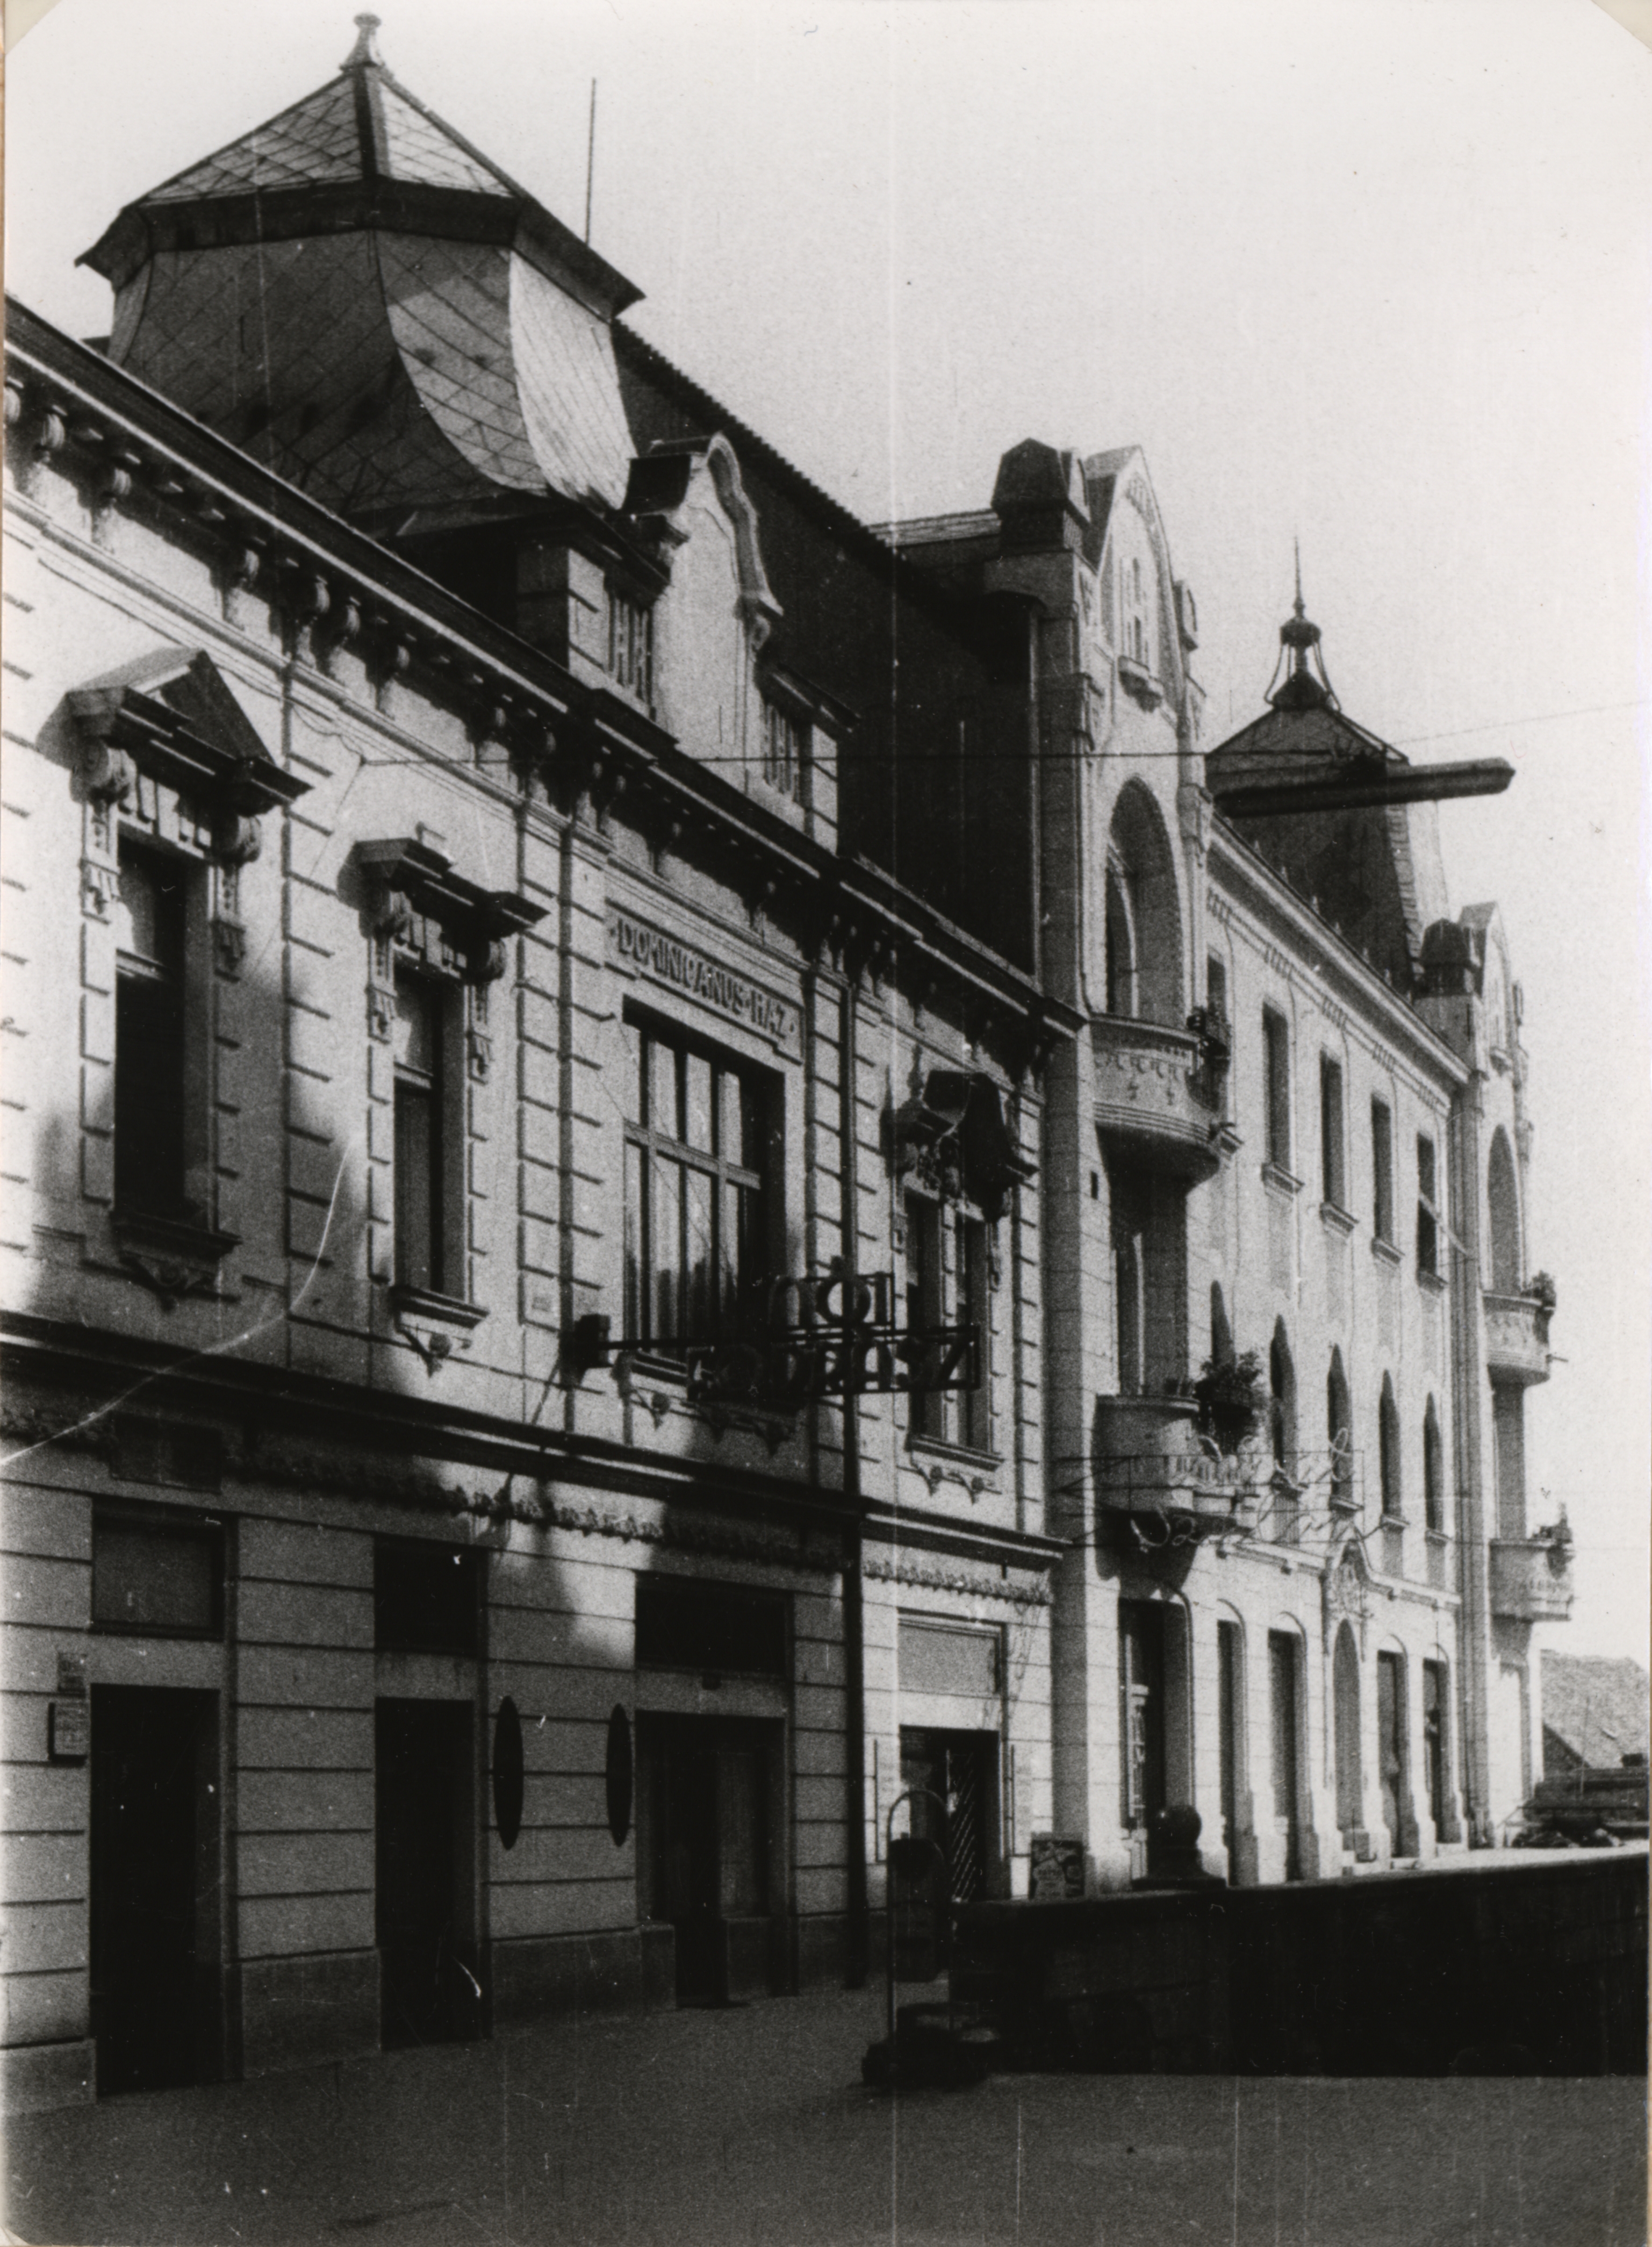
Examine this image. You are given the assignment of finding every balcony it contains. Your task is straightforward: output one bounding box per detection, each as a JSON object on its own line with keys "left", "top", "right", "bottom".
{"left": 1489, "top": 1534, "right": 1575, "bottom": 1623}
{"left": 1093, "top": 1396, "right": 1255, "bottom": 1539}
{"left": 1483, "top": 1288, "right": 1554, "bottom": 1387}
{"left": 1093, "top": 1017, "right": 1230, "bottom": 1183}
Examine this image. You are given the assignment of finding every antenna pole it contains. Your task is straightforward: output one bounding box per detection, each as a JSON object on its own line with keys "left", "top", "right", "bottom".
{"left": 585, "top": 80, "right": 598, "bottom": 245}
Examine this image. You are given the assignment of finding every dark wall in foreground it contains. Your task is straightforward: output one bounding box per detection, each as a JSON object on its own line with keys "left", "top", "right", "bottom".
{"left": 952, "top": 1853, "right": 1648, "bottom": 2076}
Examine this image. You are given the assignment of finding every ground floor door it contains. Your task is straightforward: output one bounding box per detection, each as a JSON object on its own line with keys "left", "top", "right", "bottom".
{"left": 1422, "top": 1659, "right": 1448, "bottom": 1834}
{"left": 1118, "top": 1600, "right": 1167, "bottom": 1841}
{"left": 90, "top": 1685, "right": 219, "bottom": 2094}
{"left": 1267, "top": 1632, "right": 1302, "bottom": 1880}
{"left": 375, "top": 1699, "right": 479, "bottom": 2049}
{"left": 1376, "top": 1651, "right": 1405, "bottom": 1848}
{"left": 1333, "top": 1623, "right": 1363, "bottom": 1846}
{"left": 897, "top": 1727, "right": 997, "bottom": 1963}
{"left": 639, "top": 1714, "right": 777, "bottom": 2005}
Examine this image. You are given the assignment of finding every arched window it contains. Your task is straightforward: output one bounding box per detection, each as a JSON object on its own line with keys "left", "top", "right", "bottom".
{"left": 1423, "top": 1396, "right": 1445, "bottom": 1534}
{"left": 1210, "top": 1283, "right": 1234, "bottom": 1369}
{"left": 1269, "top": 1321, "right": 1296, "bottom": 1471}
{"left": 1104, "top": 859, "right": 1138, "bottom": 1019}
{"left": 1104, "top": 784, "right": 1181, "bottom": 1026}
{"left": 1327, "top": 1348, "right": 1353, "bottom": 1510}
{"left": 1378, "top": 1376, "right": 1402, "bottom": 1517}
{"left": 1487, "top": 1128, "right": 1521, "bottom": 1295}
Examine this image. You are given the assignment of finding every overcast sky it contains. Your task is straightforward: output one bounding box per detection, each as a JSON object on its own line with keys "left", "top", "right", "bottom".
{"left": 9, "top": 0, "right": 1650, "bottom": 1661}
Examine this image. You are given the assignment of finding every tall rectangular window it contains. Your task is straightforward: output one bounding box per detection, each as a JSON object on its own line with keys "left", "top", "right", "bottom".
{"left": 957, "top": 1212, "right": 993, "bottom": 1453}
{"left": 1217, "top": 1619, "right": 1242, "bottom": 1860}
{"left": 760, "top": 698, "right": 807, "bottom": 802}
{"left": 1205, "top": 954, "right": 1227, "bottom": 1026}
{"left": 902, "top": 1197, "right": 993, "bottom": 1450}
{"left": 1262, "top": 1009, "right": 1291, "bottom": 1172}
{"left": 1371, "top": 1099, "right": 1395, "bottom": 1242}
{"left": 904, "top": 1194, "right": 946, "bottom": 1440}
{"left": 393, "top": 972, "right": 447, "bottom": 1293}
{"left": 1319, "top": 1056, "right": 1346, "bottom": 1209}
{"left": 1416, "top": 1134, "right": 1439, "bottom": 1276}
{"left": 607, "top": 586, "right": 653, "bottom": 704}
{"left": 622, "top": 1016, "right": 770, "bottom": 1351}
{"left": 114, "top": 844, "right": 190, "bottom": 1218}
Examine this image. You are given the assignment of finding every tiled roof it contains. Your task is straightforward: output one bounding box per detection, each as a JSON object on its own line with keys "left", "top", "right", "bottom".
{"left": 1543, "top": 1653, "right": 1649, "bottom": 1771}
{"left": 139, "top": 26, "right": 526, "bottom": 209}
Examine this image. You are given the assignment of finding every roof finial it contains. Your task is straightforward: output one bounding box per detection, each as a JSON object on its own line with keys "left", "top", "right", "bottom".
{"left": 1294, "top": 536, "right": 1304, "bottom": 621}
{"left": 1266, "top": 543, "right": 1339, "bottom": 713}
{"left": 342, "top": 13, "right": 384, "bottom": 71}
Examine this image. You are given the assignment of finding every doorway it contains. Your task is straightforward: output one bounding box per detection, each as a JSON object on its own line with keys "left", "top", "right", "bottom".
{"left": 90, "top": 1685, "right": 220, "bottom": 2094}
{"left": 1118, "top": 1600, "right": 1167, "bottom": 1840}
{"left": 1267, "top": 1632, "right": 1302, "bottom": 1881}
{"left": 1421, "top": 1659, "right": 1448, "bottom": 1835}
{"left": 897, "top": 1727, "right": 997, "bottom": 1963}
{"left": 1333, "top": 1623, "right": 1363, "bottom": 1847}
{"left": 375, "top": 1700, "right": 479, "bottom": 2048}
{"left": 639, "top": 1714, "right": 778, "bottom": 2005}
{"left": 1376, "top": 1651, "right": 1407, "bottom": 1851}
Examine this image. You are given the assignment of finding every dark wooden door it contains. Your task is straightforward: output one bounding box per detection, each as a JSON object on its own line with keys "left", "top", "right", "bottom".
{"left": 90, "top": 1686, "right": 216, "bottom": 2094}
{"left": 1267, "top": 1631, "right": 1302, "bottom": 1880}
{"left": 1422, "top": 1660, "right": 1447, "bottom": 1833}
{"left": 643, "top": 1715, "right": 775, "bottom": 2004}
{"left": 1377, "top": 1652, "right": 1404, "bottom": 1847}
{"left": 1119, "top": 1601, "right": 1166, "bottom": 1834}
{"left": 376, "top": 1700, "right": 477, "bottom": 2047}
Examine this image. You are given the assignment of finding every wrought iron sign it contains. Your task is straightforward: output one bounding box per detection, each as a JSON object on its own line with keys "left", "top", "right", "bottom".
{"left": 572, "top": 1268, "right": 979, "bottom": 1411}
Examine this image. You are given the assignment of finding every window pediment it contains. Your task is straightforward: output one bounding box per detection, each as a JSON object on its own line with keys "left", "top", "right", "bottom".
{"left": 71, "top": 648, "right": 309, "bottom": 849}
{"left": 355, "top": 835, "right": 547, "bottom": 985}
{"left": 890, "top": 1070, "right": 1035, "bottom": 1220}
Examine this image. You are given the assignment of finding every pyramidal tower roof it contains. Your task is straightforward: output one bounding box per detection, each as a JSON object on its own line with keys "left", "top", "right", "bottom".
{"left": 139, "top": 16, "right": 526, "bottom": 207}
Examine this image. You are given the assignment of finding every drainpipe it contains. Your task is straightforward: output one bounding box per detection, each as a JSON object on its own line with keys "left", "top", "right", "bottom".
{"left": 841, "top": 967, "right": 869, "bottom": 1985}
{"left": 1450, "top": 1073, "right": 1493, "bottom": 1843}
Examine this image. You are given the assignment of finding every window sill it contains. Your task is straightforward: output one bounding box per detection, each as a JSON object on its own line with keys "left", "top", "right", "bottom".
{"left": 1417, "top": 1267, "right": 1447, "bottom": 1297}
{"left": 1261, "top": 1161, "right": 1303, "bottom": 1198}
{"left": 1370, "top": 1237, "right": 1403, "bottom": 1269}
{"left": 1318, "top": 1201, "right": 1357, "bottom": 1237}
{"left": 906, "top": 1432, "right": 1003, "bottom": 1474}
{"left": 113, "top": 1208, "right": 240, "bottom": 1262}
{"left": 1380, "top": 1511, "right": 1411, "bottom": 1528}
{"left": 388, "top": 1284, "right": 489, "bottom": 1331}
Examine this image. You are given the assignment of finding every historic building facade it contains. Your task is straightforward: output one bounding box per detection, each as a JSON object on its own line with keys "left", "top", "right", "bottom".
{"left": 885, "top": 444, "right": 1570, "bottom": 1892}
{"left": 0, "top": 26, "right": 1073, "bottom": 2111}
{"left": 2, "top": 21, "right": 1568, "bottom": 2115}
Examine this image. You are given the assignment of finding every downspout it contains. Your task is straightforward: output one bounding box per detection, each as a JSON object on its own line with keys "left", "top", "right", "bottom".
{"left": 841, "top": 966, "right": 869, "bottom": 1985}
{"left": 1449, "top": 1072, "right": 1493, "bottom": 1843}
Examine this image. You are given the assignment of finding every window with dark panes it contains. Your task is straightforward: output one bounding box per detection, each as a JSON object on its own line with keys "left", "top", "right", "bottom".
{"left": 1416, "top": 1133, "right": 1439, "bottom": 1276}
{"left": 904, "top": 1195, "right": 992, "bottom": 1451}
{"left": 92, "top": 1506, "right": 224, "bottom": 1638}
{"left": 375, "top": 1537, "right": 479, "bottom": 1655}
{"left": 1319, "top": 1056, "right": 1346, "bottom": 1208}
{"left": 635, "top": 1574, "right": 787, "bottom": 1675}
{"left": 904, "top": 1193, "right": 946, "bottom": 1439}
{"left": 760, "top": 698, "right": 807, "bottom": 802}
{"left": 622, "top": 1016, "right": 771, "bottom": 1351}
{"left": 607, "top": 586, "right": 653, "bottom": 703}
{"left": 1263, "top": 1008, "right": 1291, "bottom": 1171}
{"left": 1371, "top": 1098, "right": 1395, "bottom": 1243}
{"left": 114, "top": 844, "right": 191, "bottom": 1217}
{"left": 393, "top": 971, "right": 448, "bottom": 1293}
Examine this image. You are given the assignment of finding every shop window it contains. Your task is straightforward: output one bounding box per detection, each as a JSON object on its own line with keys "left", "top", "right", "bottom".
{"left": 1416, "top": 1134, "right": 1439, "bottom": 1277}
{"left": 635, "top": 1574, "right": 787, "bottom": 1676}
{"left": 1371, "top": 1099, "right": 1395, "bottom": 1243}
{"left": 114, "top": 844, "right": 194, "bottom": 1221}
{"left": 1379, "top": 1375, "right": 1402, "bottom": 1516}
{"left": 92, "top": 1505, "right": 224, "bottom": 1638}
{"left": 622, "top": 1015, "right": 772, "bottom": 1352}
{"left": 1263, "top": 1009, "right": 1291, "bottom": 1172}
{"left": 1319, "top": 1056, "right": 1346, "bottom": 1209}
{"left": 375, "top": 1537, "right": 479, "bottom": 1655}
{"left": 760, "top": 697, "right": 807, "bottom": 803}
{"left": 607, "top": 584, "right": 653, "bottom": 704}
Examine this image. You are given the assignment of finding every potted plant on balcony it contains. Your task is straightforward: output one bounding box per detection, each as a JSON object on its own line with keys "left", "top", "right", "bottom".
{"left": 1193, "top": 1349, "right": 1263, "bottom": 1458}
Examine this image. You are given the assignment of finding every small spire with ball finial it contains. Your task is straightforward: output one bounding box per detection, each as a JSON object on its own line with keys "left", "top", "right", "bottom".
{"left": 341, "top": 13, "right": 384, "bottom": 70}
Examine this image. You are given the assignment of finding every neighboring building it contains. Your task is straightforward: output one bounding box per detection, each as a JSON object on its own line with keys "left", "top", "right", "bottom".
{"left": 884, "top": 446, "right": 1570, "bottom": 1887}
{"left": 1543, "top": 1654, "right": 1649, "bottom": 1776}
{"left": 1, "top": 20, "right": 1573, "bottom": 2117}
{"left": 0, "top": 24, "right": 1075, "bottom": 2111}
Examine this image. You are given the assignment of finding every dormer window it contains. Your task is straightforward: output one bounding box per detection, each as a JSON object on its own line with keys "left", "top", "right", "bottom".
{"left": 607, "top": 584, "right": 653, "bottom": 706}
{"left": 760, "top": 697, "right": 807, "bottom": 803}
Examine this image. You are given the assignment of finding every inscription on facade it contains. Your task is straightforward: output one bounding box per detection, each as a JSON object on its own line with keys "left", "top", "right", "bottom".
{"left": 607, "top": 907, "right": 801, "bottom": 1057}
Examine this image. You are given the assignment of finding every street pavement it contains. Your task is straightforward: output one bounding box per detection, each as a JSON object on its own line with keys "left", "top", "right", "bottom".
{"left": 3, "top": 1987, "right": 1645, "bottom": 2247}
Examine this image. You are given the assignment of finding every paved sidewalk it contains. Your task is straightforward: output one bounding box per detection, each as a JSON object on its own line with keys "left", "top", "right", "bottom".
{"left": 3, "top": 1989, "right": 1645, "bottom": 2247}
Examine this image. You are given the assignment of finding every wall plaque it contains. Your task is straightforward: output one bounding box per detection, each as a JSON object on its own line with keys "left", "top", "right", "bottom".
{"left": 607, "top": 906, "right": 801, "bottom": 1059}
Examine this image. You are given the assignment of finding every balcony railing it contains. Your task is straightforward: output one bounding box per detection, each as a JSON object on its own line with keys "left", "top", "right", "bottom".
{"left": 1093, "top": 1016, "right": 1230, "bottom": 1182}
{"left": 1489, "top": 1535, "right": 1575, "bottom": 1623}
{"left": 1093, "top": 1396, "right": 1255, "bottom": 1539}
{"left": 1483, "top": 1289, "right": 1554, "bottom": 1387}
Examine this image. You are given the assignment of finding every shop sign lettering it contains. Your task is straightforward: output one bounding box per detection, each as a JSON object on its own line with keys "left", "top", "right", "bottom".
{"left": 608, "top": 907, "right": 800, "bottom": 1056}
